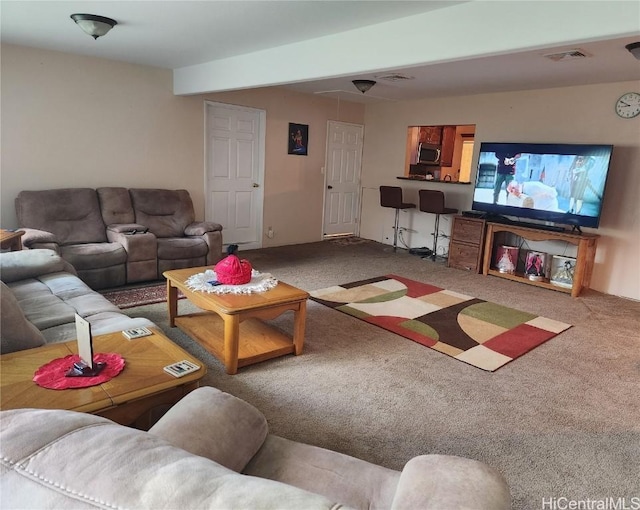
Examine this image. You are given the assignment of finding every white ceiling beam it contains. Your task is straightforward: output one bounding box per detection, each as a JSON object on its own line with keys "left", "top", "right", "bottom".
{"left": 173, "top": 1, "right": 640, "bottom": 96}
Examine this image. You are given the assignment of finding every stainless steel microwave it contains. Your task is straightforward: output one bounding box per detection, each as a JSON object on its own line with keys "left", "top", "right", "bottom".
{"left": 417, "top": 143, "right": 441, "bottom": 166}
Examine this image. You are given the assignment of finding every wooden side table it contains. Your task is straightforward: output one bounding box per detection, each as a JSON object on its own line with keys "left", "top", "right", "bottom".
{"left": 0, "top": 328, "right": 206, "bottom": 429}
{"left": 0, "top": 229, "right": 25, "bottom": 251}
{"left": 447, "top": 215, "right": 486, "bottom": 273}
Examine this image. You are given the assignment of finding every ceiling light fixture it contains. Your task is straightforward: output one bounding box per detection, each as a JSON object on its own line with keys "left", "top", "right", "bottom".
{"left": 625, "top": 42, "right": 640, "bottom": 60}
{"left": 71, "top": 13, "right": 117, "bottom": 40}
{"left": 352, "top": 80, "right": 376, "bottom": 94}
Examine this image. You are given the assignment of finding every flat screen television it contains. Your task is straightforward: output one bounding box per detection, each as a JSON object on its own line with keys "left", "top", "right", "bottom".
{"left": 472, "top": 142, "right": 613, "bottom": 229}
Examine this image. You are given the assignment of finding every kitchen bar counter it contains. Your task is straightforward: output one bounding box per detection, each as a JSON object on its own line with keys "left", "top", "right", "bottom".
{"left": 396, "top": 176, "right": 471, "bottom": 185}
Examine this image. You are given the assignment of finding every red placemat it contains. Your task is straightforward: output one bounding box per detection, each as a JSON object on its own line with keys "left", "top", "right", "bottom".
{"left": 33, "top": 353, "right": 125, "bottom": 390}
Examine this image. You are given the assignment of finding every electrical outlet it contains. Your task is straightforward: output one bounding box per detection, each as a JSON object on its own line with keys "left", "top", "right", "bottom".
{"left": 266, "top": 227, "right": 274, "bottom": 239}
{"left": 382, "top": 226, "right": 395, "bottom": 244}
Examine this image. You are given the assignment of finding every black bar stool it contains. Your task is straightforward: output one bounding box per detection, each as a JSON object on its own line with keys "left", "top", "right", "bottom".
{"left": 418, "top": 189, "right": 458, "bottom": 260}
{"left": 379, "top": 186, "right": 415, "bottom": 251}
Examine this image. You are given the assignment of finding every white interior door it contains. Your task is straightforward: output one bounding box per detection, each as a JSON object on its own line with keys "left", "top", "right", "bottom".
{"left": 323, "top": 121, "right": 364, "bottom": 237}
{"left": 205, "top": 102, "right": 265, "bottom": 250}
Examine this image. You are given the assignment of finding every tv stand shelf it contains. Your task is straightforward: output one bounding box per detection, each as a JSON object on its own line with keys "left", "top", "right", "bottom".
{"left": 482, "top": 222, "right": 599, "bottom": 297}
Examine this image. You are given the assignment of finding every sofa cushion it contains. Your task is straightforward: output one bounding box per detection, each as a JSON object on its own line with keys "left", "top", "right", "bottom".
{"left": 18, "top": 228, "right": 58, "bottom": 246}
{"left": 14, "top": 292, "right": 77, "bottom": 331}
{"left": 60, "top": 242, "right": 127, "bottom": 270}
{"left": 6, "top": 271, "right": 154, "bottom": 345}
{"left": 184, "top": 221, "right": 223, "bottom": 235}
{"left": 0, "top": 281, "right": 46, "bottom": 353}
{"left": 74, "top": 264, "right": 126, "bottom": 291}
{"left": 96, "top": 187, "right": 136, "bottom": 225}
{"left": 244, "top": 435, "right": 401, "bottom": 510}
{"left": 157, "top": 237, "right": 208, "bottom": 260}
{"left": 36, "top": 271, "right": 98, "bottom": 301}
{"left": 1, "top": 409, "right": 341, "bottom": 510}
{"left": 40, "top": 313, "right": 155, "bottom": 344}
{"left": 149, "top": 386, "right": 269, "bottom": 473}
{"left": 0, "top": 249, "right": 72, "bottom": 283}
{"left": 130, "top": 188, "right": 196, "bottom": 238}
{"left": 16, "top": 188, "right": 107, "bottom": 245}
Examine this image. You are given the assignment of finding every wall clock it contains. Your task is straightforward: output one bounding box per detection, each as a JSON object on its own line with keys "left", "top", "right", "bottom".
{"left": 615, "top": 92, "right": 640, "bottom": 118}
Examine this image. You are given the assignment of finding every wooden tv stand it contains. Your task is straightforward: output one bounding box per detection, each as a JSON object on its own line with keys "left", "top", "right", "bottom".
{"left": 482, "top": 222, "right": 599, "bottom": 297}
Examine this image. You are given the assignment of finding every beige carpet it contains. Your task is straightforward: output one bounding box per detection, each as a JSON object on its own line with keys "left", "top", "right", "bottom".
{"left": 124, "top": 239, "right": 640, "bottom": 510}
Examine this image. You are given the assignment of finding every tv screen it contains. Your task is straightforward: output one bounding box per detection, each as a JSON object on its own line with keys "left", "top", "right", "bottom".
{"left": 472, "top": 142, "right": 613, "bottom": 229}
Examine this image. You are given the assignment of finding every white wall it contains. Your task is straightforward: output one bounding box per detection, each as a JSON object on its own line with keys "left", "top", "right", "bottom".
{"left": 360, "top": 82, "right": 640, "bottom": 300}
{"left": 0, "top": 44, "right": 205, "bottom": 222}
{"left": 0, "top": 44, "right": 364, "bottom": 249}
{"left": 196, "top": 88, "right": 364, "bottom": 246}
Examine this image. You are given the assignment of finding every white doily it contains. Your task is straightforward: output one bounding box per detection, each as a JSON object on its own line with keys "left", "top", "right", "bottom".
{"left": 185, "top": 269, "right": 278, "bottom": 294}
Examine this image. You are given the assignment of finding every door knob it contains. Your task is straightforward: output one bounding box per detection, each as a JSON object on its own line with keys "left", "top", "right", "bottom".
{"left": 253, "top": 183, "right": 260, "bottom": 188}
{"left": 327, "top": 185, "right": 333, "bottom": 189}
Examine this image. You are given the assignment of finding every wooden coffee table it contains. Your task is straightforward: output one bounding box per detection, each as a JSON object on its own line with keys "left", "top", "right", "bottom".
{"left": 0, "top": 328, "right": 205, "bottom": 428}
{"left": 164, "top": 267, "right": 309, "bottom": 375}
{"left": 0, "top": 229, "right": 25, "bottom": 251}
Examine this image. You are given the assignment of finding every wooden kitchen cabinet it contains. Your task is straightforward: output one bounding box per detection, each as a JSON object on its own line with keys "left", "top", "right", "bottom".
{"left": 440, "top": 126, "right": 456, "bottom": 167}
{"left": 419, "top": 126, "right": 442, "bottom": 144}
{"left": 447, "top": 216, "right": 486, "bottom": 273}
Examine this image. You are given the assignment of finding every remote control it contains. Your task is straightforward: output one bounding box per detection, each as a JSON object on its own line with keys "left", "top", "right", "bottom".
{"left": 122, "top": 327, "right": 153, "bottom": 340}
{"left": 163, "top": 360, "right": 200, "bottom": 378}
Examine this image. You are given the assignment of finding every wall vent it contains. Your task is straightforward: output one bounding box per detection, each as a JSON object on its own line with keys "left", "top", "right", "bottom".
{"left": 376, "top": 73, "right": 415, "bottom": 81}
{"left": 543, "top": 49, "right": 592, "bottom": 62}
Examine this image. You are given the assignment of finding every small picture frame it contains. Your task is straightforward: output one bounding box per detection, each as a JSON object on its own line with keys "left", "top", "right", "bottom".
{"left": 288, "top": 123, "right": 308, "bottom": 156}
{"left": 75, "top": 314, "right": 94, "bottom": 369}
{"left": 550, "top": 255, "right": 576, "bottom": 288}
{"left": 494, "top": 245, "right": 519, "bottom": 274}
{"left": 524, "top": 251, "right": 549, "bottom": 281}
{"left": 66, "top": 314, "right": 106, "bottom": 377}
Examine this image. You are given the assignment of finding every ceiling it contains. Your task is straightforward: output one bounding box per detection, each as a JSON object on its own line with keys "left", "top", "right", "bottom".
{"left": 2, "top": 1, "right": 639, "bottom": 103}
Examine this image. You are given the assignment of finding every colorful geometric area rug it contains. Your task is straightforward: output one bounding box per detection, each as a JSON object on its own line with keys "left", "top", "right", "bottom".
{"left": 309, "top": 274, "right": 572, "bottom": 371}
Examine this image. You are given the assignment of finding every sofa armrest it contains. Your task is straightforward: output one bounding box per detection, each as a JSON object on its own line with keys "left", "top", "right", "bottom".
{"left": 390, "top": 455, "right": 511, "bottom": 510}
{"left": 0, "top": 281, "right": 46, "bottom": 354}
{"left": 106, "top": 226, "right": 158, "bottom": 282}
{"left": 148, "top": 386, "right": 268, "bottom": 473}
{"left": 184, "top": 221, "right": 223, "bottom": 236}
{"left": 0, "top": 249, "right": 76, "bottom": 283}
{"left": 19, "top": 228, "right": 58, "bottom": 249}
{"left": 202, "top": 231, "right": 224, "bottom": 265}
{"left": 25, "top": 242, "right": 60, "bottom": 252}
{"left": 106, "top": 223, "right": 149, "bottom": 235}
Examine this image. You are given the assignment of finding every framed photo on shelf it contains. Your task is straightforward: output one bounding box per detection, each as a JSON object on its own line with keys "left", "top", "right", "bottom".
{"left": 288, "top": 123, "right": 308, "bottom": 156}
{"left": 524, "top": 250, "right": 549, "bottom": 281}
{"left": 494, "top": 245, "right": 519, "bottom": 274}
{"left": 550, "top": 255, "right": 576, "bottom": 288}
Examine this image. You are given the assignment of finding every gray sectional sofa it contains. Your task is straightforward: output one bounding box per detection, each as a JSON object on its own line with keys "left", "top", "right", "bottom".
{"left": 1, "top": 386, "right": 511, "bottom": 509}
{"left": 0, "top": 249, "right": 155, "bottom": 353}
{"left": 15, "top": 187, "right": 223, "bottom": 289}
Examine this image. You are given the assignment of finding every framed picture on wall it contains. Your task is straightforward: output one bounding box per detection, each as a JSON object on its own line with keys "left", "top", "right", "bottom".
{"left": 288, "top": 123, "right": 308, "bottom": 156}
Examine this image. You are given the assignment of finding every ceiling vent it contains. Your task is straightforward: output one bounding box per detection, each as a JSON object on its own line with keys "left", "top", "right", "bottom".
{"left": 376, "top": 73, "right": 415, "bottom": 82}
{"left": 543, "top": 49, "right": 592, "bottom": 62}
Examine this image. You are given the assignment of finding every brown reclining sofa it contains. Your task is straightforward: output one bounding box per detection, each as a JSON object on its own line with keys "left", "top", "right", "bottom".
{"left": 15, "top": 187, "right": 223, "bottom": 289}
